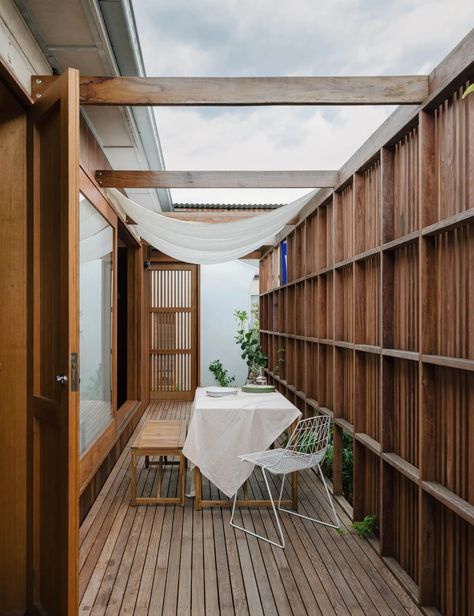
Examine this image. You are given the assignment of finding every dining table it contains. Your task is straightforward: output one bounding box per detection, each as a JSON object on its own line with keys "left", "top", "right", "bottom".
{"left": 182, "top": 386, "right": 302, "bottom": 510}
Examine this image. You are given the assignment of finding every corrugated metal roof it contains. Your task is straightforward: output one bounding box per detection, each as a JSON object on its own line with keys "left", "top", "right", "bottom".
{"left": 173, "top": 203, "right": 282, "bottom": 211}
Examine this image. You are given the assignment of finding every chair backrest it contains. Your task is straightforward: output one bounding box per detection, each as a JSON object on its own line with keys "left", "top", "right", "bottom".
{"left": 285, "top": 415, "right": 331, "bottom": 457}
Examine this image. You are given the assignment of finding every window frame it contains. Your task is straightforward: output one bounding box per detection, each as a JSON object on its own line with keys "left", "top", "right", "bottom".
{"left": 78, "top": 169, "right": 143, "bottom": 493}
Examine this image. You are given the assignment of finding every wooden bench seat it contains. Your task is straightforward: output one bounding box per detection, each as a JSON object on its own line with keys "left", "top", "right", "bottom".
{"left": 130, "top": 419, "right": 187, "bottom": 506}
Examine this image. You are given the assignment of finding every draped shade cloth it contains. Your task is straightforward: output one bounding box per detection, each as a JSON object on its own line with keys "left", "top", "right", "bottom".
{"left": 105, "top": 188, "right": 317, "bottom": 265}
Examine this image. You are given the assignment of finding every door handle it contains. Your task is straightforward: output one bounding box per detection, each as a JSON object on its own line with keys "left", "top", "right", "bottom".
{"left": 56, "top": 374, "right": 68, "bottom": 386}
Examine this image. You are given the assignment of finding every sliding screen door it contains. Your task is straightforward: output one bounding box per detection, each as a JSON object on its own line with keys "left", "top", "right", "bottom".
{"left": 149, "top": 263, "right": 199, "bottom": 400}
{"left": 28, "top": 69, "right": 80, "bottom": 616}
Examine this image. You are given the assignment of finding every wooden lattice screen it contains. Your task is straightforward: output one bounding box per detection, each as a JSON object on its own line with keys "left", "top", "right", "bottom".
{"left": 148, "top": 263, "right": 198, "bottom": 400}
{"left": 260, "top": 82, "right": 474, "bottom": 615}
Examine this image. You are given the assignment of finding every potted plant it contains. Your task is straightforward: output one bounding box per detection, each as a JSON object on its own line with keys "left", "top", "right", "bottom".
{"left": 234, "top": 309, "right": 268, "bottom": 383}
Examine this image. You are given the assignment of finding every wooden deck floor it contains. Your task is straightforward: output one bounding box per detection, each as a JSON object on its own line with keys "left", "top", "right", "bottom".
{"left": 79, "top": 401, "right": 422, "bottom": 616}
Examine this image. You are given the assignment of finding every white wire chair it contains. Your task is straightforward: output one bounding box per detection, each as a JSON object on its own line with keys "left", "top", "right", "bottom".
{"left": 229, "top": 415, "right": 340, "bottom": 548}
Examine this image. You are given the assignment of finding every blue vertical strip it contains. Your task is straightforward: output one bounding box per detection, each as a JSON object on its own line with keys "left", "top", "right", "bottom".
{"left": 281, "top": 240, "right": 287, "bottom": 285}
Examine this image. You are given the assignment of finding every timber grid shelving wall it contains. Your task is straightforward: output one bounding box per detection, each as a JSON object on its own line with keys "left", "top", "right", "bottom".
{"left": 260, "top": 77, "right": 474, "bottom": 614}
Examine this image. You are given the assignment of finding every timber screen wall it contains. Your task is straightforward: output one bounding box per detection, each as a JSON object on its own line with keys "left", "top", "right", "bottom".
{"left": 260, "top": 80, "right": 473, "bottom": 614}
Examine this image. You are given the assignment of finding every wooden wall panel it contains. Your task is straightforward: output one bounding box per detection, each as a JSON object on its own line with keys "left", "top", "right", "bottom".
{"left": 334, "top": 348, "right": 354, "bottom": 425}
{"left": 354, "top": 446, "right": 380, "bottom": 534}
{"left": 392, "top": 244, "right": 419, "bottom": 351}
{"left": 355, "top": 256, "right": 380, "bottom": 346}
{"left": 79, "top": 115, "right": 111, "bottom": 178}
{"left": 392, "top": 472, "right": 419, "bottom": 583}
{"left": 432, "top": 87, "right": 474, "bottom": 225}
{"left": 355, "top": 161, "right": 381, "bottom": 253}
{"left": 432, "top": 499, "right": 472, "bottom": 616}
{"left": 335, "top": 185, "right": 354, "bottom": 262}
{"left": 432, "top": 226, "right": 474, "bottom": 359}
{"left": 260, "top": 71, "right": 474, "bottom": 615}
{"left": 393, "top": 128, "right": 419, "bottom": 239}
{"left": 355, "top": 353, "right": 380, "bottom": 441}
{"left": 432, "top": 367, "right": 473, "bottom": 502}
{"left": 392, "top": 359, "right": 419, "bottom": 467}
{"left": 335, "top": 266, "right": 353, "bottom": 342}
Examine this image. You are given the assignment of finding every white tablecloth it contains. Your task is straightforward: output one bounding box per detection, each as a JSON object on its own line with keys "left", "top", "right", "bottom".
{"left": 182, "top": 387, "right": 301, "bottom": 497}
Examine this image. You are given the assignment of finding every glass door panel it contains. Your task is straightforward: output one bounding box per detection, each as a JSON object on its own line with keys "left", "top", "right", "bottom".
{"left": 79, "top": 193, "right": 114, "bottom": 454}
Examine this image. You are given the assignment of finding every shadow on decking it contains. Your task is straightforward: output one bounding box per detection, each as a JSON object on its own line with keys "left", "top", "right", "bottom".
{"left": 79, "top": 401, "right": 422, "bottom": 615}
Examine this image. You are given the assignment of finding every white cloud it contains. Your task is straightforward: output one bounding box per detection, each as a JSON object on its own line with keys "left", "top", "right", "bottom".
{"left": 132, "top": 0, "right": 474, "bottom": 204}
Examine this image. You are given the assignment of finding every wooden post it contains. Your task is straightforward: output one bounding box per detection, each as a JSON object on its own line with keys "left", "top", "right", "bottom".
{"left": 418, "top": 109, "right": 436, "bottom": 606}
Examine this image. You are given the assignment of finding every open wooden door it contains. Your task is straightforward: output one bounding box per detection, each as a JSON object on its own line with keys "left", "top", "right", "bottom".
{"left": 28, "top": 69, "right": 80, "bottom": 616}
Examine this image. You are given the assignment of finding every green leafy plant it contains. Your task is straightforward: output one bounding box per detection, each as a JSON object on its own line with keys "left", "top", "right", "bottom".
{"left": 462, "top": 84, "right": 474, "bottom": 98}
{"left": 352, "top": 515, "right": 377, "bottom": 538}
{"left": 208, "top": 359, "right": 236, "bottom": 387}
{"left": 234, "top": 309, "right": 267, "bottom": 380}
{"left": 323, "top": 430, "right": 353, "bottom": 505}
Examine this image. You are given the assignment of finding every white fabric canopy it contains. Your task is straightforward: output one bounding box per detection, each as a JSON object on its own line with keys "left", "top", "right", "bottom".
{"left": 105, "top": 188, "right": 317, "bottom": 264}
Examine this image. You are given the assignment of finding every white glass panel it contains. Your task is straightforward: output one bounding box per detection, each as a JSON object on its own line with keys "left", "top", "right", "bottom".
{"left": 79, "top": 193, "right": 114, "bottom": 454}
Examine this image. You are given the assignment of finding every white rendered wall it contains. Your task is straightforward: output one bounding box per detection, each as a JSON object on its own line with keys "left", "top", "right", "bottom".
{"left": 200, "top": 260, "right": 259, "bottom": 387}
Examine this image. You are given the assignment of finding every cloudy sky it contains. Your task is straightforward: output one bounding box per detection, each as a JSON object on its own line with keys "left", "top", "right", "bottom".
{"left": 132, "top": 0, "right": 474, "bottom": 205}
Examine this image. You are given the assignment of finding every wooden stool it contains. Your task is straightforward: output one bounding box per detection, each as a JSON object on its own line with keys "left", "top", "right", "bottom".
{"left": 130, "top": 420, "right": 187, "bottom": 506}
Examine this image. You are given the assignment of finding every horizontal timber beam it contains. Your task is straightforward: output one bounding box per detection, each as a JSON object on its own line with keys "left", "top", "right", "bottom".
{"left": 163, "top": 212, "right": 275, "bottom": 223}
{"left": 32, "top": 75, "right": 429, "bottom": 106}
{"left": 96, "top": 170, "right": 339, "bottom": 189}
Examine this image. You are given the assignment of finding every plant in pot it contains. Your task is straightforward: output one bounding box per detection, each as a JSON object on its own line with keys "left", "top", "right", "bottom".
{"left": 234, "top": 309, "right": 268, "bottom": 383}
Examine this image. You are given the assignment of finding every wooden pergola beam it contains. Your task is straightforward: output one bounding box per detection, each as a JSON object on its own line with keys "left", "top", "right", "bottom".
{"left": 163, "top": 211, "right": 276, "bottom": 223}
{"left": 32, "top": 75, "right": 429, "bottom": 106}
{"left": 96, "top": 170, "right": 339, "bottom": 189}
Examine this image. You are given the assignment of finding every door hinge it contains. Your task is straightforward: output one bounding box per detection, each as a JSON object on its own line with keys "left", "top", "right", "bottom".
{"left": 71, "top": 352, "right": 79, "bottom": 392}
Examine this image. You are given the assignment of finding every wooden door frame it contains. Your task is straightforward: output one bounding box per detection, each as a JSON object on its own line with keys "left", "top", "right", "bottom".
{"left": 147, "top": 256, "right": 200, "bottom": 400}
{"left": 27, "top": 68, "right": 80, "bottom": 616}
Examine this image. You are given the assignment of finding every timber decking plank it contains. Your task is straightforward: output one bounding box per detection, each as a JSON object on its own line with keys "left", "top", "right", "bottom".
{"left": 211, "top": 506, "right": 235, "bottom": 616}
{"left": 79, "top": 401, "right": 424, "bottom": 616}
{"left": 246, "top": 472, "right": 310, "bottom": 615}
{"left": 299, "top": 470, "right": 417, "bottom": 615}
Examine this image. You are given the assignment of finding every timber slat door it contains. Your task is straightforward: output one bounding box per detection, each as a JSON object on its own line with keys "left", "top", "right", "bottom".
{"left": 28, "top": 69, "right": 80, "bottom": 616}
{"left": 149, "top": 264, "right": 199, "bottom": 400}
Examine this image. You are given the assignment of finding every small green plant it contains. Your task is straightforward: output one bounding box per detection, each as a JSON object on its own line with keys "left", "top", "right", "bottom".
{"left": 462, "top": 84, "right": 474, "bottom": 98}
{"left": 208, "top": 359, "right": 236, "bottom": 387}
{"left": 352, "top": 515, "right": 377, "bottom": 538}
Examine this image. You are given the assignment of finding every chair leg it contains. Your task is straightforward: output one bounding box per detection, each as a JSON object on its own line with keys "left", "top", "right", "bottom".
{"left": 229, "top": 468, "right": 286, "bottom": 549}
{"left": 278, "top": 465, "right": 340, "bottom": 529}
